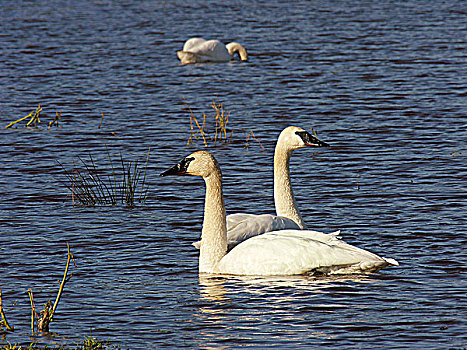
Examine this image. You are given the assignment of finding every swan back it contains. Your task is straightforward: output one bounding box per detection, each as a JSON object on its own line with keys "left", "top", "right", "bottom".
{"left": 192, "top": 213, "right": 301, "bottom": 250}
{"left": 190, "top": 40, "right": 231, "bottom": 61}
{"left": 182, "top": 37, "right": 207, "bottom": 52}
{"left": 178, "top": 38, "right": 232, "bottom": 64}
{"left": 178, "top": 38, "right": 247, "bottom": 64}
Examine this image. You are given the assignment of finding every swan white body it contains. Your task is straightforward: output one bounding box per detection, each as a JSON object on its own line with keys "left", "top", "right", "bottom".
{"left": 161, "top": 151, "right": 399, "bottom": 276}
{"left": 177, "top": 38, "right": 248, "bottom": 64}
{"left": 218, "top": 229, "right": 399, "bottom": 275}
{"left": 192, "top": 126, "right": 328, "bottom": 250}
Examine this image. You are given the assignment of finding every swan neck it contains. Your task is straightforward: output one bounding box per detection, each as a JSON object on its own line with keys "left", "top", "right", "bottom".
{"left": 274, "top": 145, "right": 306, "bottom": 229}
{"left": 237, "top": 45, "right": 248, "bottom": 61}
{"left": 199, "top": 171, "right": 227, "bottom": 273}
{"left": 226, "top": 43, "right": 248, "bottom": 61}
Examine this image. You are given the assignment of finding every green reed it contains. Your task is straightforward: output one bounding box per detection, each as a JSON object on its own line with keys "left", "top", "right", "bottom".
{"left": 59, "top": 147, "right": 150, "bottom": 207}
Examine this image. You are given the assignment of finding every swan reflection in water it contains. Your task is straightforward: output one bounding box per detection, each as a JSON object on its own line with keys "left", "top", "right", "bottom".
{"left": 198, "top": 273, "right": 379, "bottom": 302}
{"left": 196, "top": 274, "right": 379, "bottom": 348}
{"left": 195, "top": 273, "right": 381, "bottom": 347}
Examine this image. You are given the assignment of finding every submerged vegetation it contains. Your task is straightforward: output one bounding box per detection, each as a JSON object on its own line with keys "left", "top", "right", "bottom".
{"left": 4, "top": 105, "right": 105, "bottom": 131}
{"left": 244, "top": 130, "right": 266, "bottom": 151}
{"left": 1, "top": 245, "right": 123, "bottom": 349}
{"left": 59, "top": 146, "right": 150, "bottom": 207}
{"left": 1, "top": 246, "right": 122, "bottom": 348}
{"left": 5, "top": 105, "right": 43, "bottom": 129}
{"left": 0, "top": 292, "right": 14, "bottom": 333}
{"left": 27, "top": 244, "right": 76, "bottom": 334}
{"left": 1, "top": 336, "right": 123, "bottom": 350}
{"left": 1, "top": 245, "right": 77, "bottom": 341}
{"left": 4, "top": 105, "right": 61, "bottom": 130}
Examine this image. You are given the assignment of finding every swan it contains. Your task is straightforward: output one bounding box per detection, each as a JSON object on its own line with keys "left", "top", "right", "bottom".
{"left": 273, "top": 126, "right": 329, "bottom": 229}
{"left": 191, "top": 126, "right": 328, "bottom": 250}
{"left": 160, "top": 151, "right": 399, "bottom": 276}
{"left": 177, "top": 38, "right": 248, "bottom": 64}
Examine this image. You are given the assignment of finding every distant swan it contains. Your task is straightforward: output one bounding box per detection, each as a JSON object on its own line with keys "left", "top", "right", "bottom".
{"left": 177, "top": 38, "right": 248, "bottom": 64}
{"left": 192, "top": 126, "right": 328, "bottom": 250}
{"left": 161, "top": 151, "right": 399, "bottom": 276}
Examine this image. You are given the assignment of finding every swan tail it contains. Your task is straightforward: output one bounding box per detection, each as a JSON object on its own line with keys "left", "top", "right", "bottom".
{"left": 177, "top": 51, "right": 199, "bottom": 64}
{"left": 320, "top": 258, "right": 398, "bottom": 275}
{"left": 383, "top": 257, "right": 399, "bottom": 266}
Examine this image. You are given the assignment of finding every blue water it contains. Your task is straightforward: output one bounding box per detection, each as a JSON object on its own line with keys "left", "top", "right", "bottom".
{"left": 1, "top": 0, "right": 466, "bottom": 349}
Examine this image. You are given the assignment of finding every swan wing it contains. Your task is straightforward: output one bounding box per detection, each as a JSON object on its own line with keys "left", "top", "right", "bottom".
{"left": 217, "top": 230, "right": 398, "bottom": 276}
{"left": 226, "top": 214, "right": 301, "bottom": 249}
{"left": 192, "top": 213, "right": 300, "bottom": 250}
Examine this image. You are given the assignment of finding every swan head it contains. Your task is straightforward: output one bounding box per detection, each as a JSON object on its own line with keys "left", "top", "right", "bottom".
{"left": 160, "top": 151, "right": 221, "bottom": 178}
{"left": 278, "top": 126, "right": 329, "bottom": 151}
{"left": 225, "top": 42, "right": 248, "bottom": 61}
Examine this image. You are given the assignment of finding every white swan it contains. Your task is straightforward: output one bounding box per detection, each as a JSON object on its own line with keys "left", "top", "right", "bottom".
{"left": 191, "top": 126, "right": 328, "bottom": 250}
{"left": 160, "top": 151, "right": 399, "bottom": 276}
{"left": 177, "top": 38, "right": 248, "bottom": 64}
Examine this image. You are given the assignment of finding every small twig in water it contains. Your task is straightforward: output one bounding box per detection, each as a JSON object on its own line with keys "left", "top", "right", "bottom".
{"left": 27, "top": 289, "right": 39, "bottom": 334}
{"left": 48, "top": 109, "right": 62, "bottom": 130}
{"left": 245, "top": 130, "right": 266, "bottom": 151}
{"left": 98, "top": 112, "right": 104, "bottom": 129}
{"left": 5, "top": 104, "right": 42, "bottom": 129}
{"left": 37, "top": 243, "right": 76, "bottom": 333}
{"left": 0, "top": 290, "right": 14, "bottom": 332}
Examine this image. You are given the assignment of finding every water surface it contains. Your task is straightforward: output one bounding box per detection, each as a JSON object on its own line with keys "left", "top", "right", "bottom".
{"left": 1, "top": 1, "right": 466, "bottom": 349}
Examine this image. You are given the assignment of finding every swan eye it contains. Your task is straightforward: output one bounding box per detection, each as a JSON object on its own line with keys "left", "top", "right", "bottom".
{"left": 295, "top": 131, "right": 330, "bottom": 147}
{"left": 295, "top": 131, "right": 313, "bottom": 144}
{"left": 179, "top": 157, "right": 195, "bottom": 173}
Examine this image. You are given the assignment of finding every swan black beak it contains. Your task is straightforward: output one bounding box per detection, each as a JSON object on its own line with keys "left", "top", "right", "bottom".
{"left": 160, "top": 157, "right": 194, "bottom": 177}
{"left": 296, "top": 131, "right": 330, "bottom": 147}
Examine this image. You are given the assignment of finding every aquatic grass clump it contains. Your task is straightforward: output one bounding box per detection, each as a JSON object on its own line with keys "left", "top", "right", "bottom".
{"left": 186, "top": 99, "right": 232, "bottom": 147}
{"left": 59, "top": 146, "right": 150, "bottom": 207}
{"left": 1, "top": 246, "right": 122, "bottom": 348}
{"left": 185, "top": 99, "right": 265, "bottom": 151}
